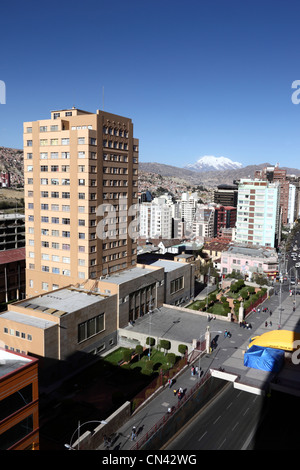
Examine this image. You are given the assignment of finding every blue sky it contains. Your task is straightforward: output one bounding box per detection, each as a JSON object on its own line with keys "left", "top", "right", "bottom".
{"left": 1, "top": 0, "right": 300, "bottom": 169}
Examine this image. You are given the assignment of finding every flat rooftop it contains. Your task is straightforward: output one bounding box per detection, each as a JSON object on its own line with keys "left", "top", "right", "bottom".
{"left": 0, "top": 349, "right": 35, "bottom": 379}
{"left": 147, "top": 259, "right": 187, "bottom": 272}
{"left": 17, "top": 287, "right": 109, "bottom": 316}
{"left": 227, "top": 245, "right": 277, "bottom": 259}
{"left": 0, "top": 310, "right": 56, "bottom": 329}
{"left": 100, "top": 266, "right": 162, "bottom": 285}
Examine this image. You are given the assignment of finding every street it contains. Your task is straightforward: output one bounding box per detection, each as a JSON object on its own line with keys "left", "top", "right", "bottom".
{"left": 165, "top": 383, "right": 265, "bottom": 450}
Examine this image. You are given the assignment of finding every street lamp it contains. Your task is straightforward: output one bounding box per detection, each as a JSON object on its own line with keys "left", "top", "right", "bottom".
{"left": 64, "top": 420, "right": 107, "bottom": 450}
{"left": 196, "top": 329, "right": 222, "bottom": 378}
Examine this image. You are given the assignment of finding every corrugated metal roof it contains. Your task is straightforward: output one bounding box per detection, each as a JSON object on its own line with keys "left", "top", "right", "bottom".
{"left": 0, "top": 247, "right": 25, "bottom": 264}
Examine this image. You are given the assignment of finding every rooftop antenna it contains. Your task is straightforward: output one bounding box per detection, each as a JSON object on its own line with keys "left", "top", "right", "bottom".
{"left": 102, "top": 86, "right": 104, "bottom": 111}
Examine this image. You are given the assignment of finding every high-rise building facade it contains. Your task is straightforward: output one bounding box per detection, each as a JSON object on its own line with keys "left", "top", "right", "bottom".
{"left": 214, "top": 184, "right": 238, "bottom": 207}
{"left": 255, "top": 165, "right": 290, "bottom": 224}
{"left": 139, "top": 199, "right": 172, "bottom": 239}
{"left": 213, "top": 205, "right": 237, "bottom": 237}
{"left": 235, "top": 179, "right": 280, "bottom": 248}
{"left": 24, "top": 108, "right": 139, "bottom": 296}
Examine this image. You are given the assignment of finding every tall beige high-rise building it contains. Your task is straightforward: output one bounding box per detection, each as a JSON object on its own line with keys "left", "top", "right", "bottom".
{"left": 24, "top": 108, "right": 139, "bottom": 296}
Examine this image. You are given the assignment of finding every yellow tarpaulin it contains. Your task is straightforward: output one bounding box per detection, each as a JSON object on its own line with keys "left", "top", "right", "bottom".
{"left": 248, "top": 330, "right": 300, "bottom": 351}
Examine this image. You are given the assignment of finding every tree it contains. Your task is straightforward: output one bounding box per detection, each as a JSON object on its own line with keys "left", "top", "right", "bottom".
{"left": 159, "top": 339, "right": 171, "bottom": 355}
{"left": 122, "top": 349, "right": 132, "bottom": 363}
{"left": 166, "top": 353, "right": 176, "bottom": 367}
{"left": 146, "top": 337, "right": 155, "bottom": 347}
{"left": 239, "top": 287, "right": 249, "bottom": 300}
{"left": 135, "top": 345, "right": 143, "bottom": 360}
{"left": 178, "top": 344, "right": 187, "bottom": 357}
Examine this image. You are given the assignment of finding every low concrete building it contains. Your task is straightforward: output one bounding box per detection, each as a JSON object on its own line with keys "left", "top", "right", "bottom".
{"left": 0, "top": 285, "right": 118, "bottom": 381}
{"left": 146, "top": 259, "right": 195, "bottom": 306}
{"left": 95, "top": 264, "right": 165, "bottom": 325}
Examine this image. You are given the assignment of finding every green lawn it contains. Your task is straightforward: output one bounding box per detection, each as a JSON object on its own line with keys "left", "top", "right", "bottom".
{"left": 207, "top": 302, "right": 230, "bottom": 316}
{"left": 104, "top": 347, "right": 177, "bottom": 374}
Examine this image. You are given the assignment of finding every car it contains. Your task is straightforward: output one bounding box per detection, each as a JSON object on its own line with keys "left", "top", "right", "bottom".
{"left": 291, "top": 277, "right": 296, "bottom": 285}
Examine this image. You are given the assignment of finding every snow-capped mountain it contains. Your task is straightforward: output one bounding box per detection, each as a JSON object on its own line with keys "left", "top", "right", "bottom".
{"left": 184, "top": 155, "right": 243, "bottom": 172}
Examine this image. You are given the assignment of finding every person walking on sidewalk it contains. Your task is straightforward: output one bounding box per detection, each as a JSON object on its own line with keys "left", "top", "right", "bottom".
{"left": 131, "top": 426, "right": 137, "bottom": 441}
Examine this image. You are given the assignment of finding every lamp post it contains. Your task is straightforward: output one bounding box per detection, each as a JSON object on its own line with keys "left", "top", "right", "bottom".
{"left": 64, "top": 420, "right": 107, "bottom": 450}
{"left": 196, "top": 328, "right": 222, "bottom": 378}
{"left": 279, "top": 277, "right": 283, "bottom": 329}
{"left": 206, "top": 266, "right": 210, "bottom": 312}
{"left": 147, "top": 294, "right": 154, "bottom": 360}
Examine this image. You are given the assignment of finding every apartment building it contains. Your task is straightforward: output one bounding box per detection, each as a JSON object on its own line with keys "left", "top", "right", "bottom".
{"left": 255, "top": 165, "right": 290, "bottom": 225}
{"left": 192, "top": 205, "right": 215, "bottom": 239}
{"left": 235, "top": 179, "right": 280, "bottom": 248}
{"left": 24, "top": 108, "right": 139, "bottom": 297}
{"left": 0, "top": 349, "right": 39, "bottom": 450}
{"left": 213, "top": 205, "right": 237, "bottom": 237}
{"left": 214, "top": 183, "right": 238, "bottom": 207}
{"left": 139, "top": 199, "right": 172, "bottom": 239}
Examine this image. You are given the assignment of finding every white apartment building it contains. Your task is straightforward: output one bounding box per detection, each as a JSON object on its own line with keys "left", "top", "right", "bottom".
{"left": 180, "top": 192, "right": 198, "bottom": 225}
{"left": 288, "top": 183, "right": 296, "bottom": 225}
{"left": 235, "top": 179, "right": 280, "bottom": 248}
{"left": 192, "top": 205, "right": 215, "bottom": 239}
{"left": 139, "top": 200, "right": 172, "bottom": 239}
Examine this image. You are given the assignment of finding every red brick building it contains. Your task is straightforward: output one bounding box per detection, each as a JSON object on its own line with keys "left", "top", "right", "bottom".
{"left": 214, "top": 205, "right": 237, "bottom": 237}
{"left": 0, "top": 349, "right": 39, "bottom": 450}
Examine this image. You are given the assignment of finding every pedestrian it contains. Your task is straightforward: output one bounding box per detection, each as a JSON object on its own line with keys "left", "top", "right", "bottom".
{"left": 167, "top": 378, "right": 172, "bottom": 388}
{"left": 265, "top": 321, "right": 268, "bottom": 327}
{"left": 173, "top": 389, "right": 177, "bottom": 396}
{"left": 270, "top": 321, "right": 272, "bottom": 326}
{"left": 224, "top": 330, "right": 228, "bottom": 337}
{"left": 195, "top": 366, "right": 199, "bottom": 376}
{"left": 270, "top": 310, "right": 272, "bottom": 316}
{"left": 191, "top": 366, "right": 195, "bottom": 376}
{"left": 131, "top": 426, "right": 137, "bottom": 441}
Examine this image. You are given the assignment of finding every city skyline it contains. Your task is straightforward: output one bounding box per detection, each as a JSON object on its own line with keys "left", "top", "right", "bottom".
{"left": 1, "top": 1, "right": 300, "bottom": 169}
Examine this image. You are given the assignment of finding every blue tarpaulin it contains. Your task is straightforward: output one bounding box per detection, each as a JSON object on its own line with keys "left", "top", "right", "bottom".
{"left": 244, "top": 345, "right": 284, "bottom": 372}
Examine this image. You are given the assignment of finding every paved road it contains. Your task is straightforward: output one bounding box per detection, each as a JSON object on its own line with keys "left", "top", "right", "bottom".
{"left": 165, "top": 384, "right": 265, "bottom": 450}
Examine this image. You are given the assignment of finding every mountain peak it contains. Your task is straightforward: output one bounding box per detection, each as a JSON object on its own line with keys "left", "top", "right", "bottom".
{"left": 184, "top": 155, "right": 243, "bottom": 172}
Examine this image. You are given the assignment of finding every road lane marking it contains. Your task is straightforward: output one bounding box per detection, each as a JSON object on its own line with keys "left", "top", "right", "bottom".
{"left": 232, "top": 422, "right": 239, "bottom": 431}
{"left": 198, "top": 431, "right": 207, "bottom": 442}
{"left": 218, "top": 438, "right": 226, "bottom": 449}
{"left": 213, "top": 415, "right": 221, "bottom": 424}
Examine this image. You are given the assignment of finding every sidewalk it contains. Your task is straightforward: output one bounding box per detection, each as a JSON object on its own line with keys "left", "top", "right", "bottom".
{"left": 96, "top": 287, "right": 298, "bottom": 451}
